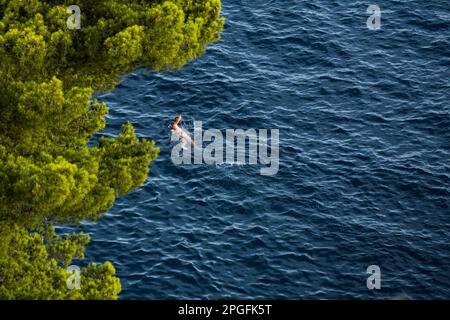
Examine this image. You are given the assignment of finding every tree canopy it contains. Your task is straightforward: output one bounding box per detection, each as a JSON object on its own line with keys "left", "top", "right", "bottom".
{"left": 0, "top": 0, "right": 223, "bottom": 299}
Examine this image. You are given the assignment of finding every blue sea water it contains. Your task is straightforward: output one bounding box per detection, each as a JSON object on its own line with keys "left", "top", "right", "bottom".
{"left": 67, "top": 0, "right": 450, "bottom": 299}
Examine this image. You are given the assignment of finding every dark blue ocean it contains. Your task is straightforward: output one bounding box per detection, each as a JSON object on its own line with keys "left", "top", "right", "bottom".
{"left": 66, "top": 0, "right": 450, "bottom": 299}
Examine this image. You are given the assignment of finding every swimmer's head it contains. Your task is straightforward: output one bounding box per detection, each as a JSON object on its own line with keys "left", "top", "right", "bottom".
{"left": 170, "top": 115, "right": 182, "bottom": 130}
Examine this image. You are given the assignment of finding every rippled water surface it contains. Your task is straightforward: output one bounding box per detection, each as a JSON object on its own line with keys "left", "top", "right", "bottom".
{"left": 66, "top": 0, "right": 450, "bottom": 299}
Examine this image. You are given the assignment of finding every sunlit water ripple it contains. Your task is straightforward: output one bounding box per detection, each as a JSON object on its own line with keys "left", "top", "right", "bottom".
{"left": 62, "top": 0, "right": 449, "bottom": 299}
